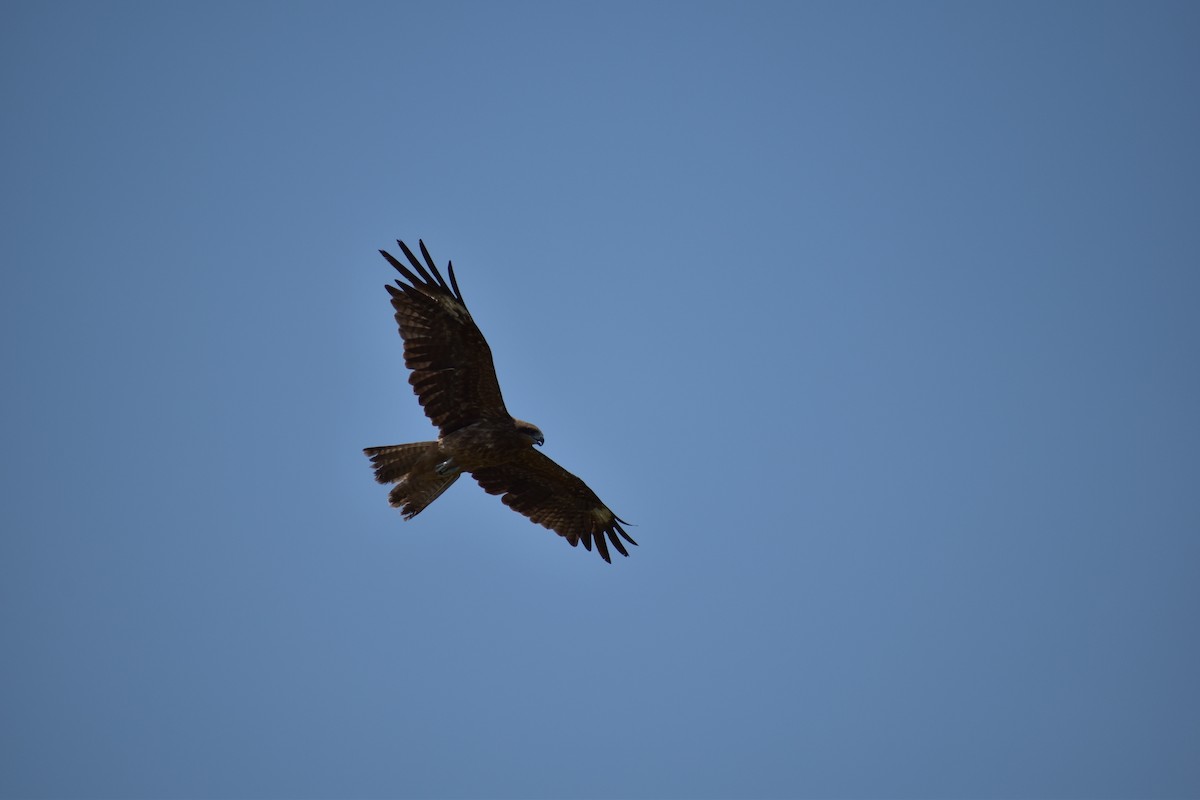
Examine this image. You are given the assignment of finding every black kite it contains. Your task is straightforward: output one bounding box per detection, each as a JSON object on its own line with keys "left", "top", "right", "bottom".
{"left": 364, "top": 240, "right": 636, "bottom": 563}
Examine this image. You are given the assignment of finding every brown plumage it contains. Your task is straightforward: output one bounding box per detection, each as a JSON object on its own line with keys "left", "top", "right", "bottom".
{"left": 363, "top": 240, "right": 636, "bottom": 563}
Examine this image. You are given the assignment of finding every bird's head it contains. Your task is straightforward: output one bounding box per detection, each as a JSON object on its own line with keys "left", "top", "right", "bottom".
{"left": 514, "top": 419, "right": 545, "bottom": 447}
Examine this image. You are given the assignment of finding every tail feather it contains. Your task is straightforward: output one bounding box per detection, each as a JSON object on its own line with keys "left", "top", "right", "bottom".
{"left": 364, "top": 442, "right": 435, "bottom": 484}
{"left": 363, "top": 441, "right": 460, "bottom": 519}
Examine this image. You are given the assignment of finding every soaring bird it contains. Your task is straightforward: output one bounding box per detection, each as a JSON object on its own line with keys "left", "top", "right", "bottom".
{"left": 364, "top": 240, "right": 636, "bottom": 563}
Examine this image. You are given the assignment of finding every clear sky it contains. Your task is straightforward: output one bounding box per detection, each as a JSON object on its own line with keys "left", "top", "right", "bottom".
{"left": 3, "top": 1, "right": 1198, "bottom": 797}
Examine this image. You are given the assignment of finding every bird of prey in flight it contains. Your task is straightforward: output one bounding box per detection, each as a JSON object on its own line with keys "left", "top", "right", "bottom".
{"left": 364, "top": 240, "right": 636, "bottom": 563}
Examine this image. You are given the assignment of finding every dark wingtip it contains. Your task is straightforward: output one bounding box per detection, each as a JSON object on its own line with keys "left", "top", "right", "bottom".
{"left": 418, "top": 240, "right": 455, "bottom": 296}
{"left": 594, "top": 530, "right": 612, "bottom": 563}
{"left": 607, "top": 528, "right": 630, "bottom": 558}
{"left": 397, "top": 240, "right": 436, "bottom": 285}
{"left": 447, "top": 260, "right": 464, "bottom": 303}
{"left": 384, "top": 239, "right": 464, "bottom": 307}
{"left": 612, "top": 519, "right": 638, "bottom": 548}
{"left": 380, "top": 248, "right": 422, "bottom": 288}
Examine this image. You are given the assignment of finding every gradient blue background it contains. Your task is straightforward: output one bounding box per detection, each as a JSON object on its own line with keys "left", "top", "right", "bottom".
{"left": 3, "top": 2, "right": 1198, "bottom": 797}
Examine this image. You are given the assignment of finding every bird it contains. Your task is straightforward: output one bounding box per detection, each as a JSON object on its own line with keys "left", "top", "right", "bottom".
{"left": 363, "top": 240, "right": 636, "bottom": 563}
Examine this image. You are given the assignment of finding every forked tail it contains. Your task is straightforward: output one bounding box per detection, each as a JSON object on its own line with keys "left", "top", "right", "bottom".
{"left": 363, "top": 442, "right": 460, "bottom": 519}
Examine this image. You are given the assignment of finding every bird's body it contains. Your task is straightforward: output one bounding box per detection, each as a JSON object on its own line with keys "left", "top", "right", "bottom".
{"left": 364, "top": 240, "right": 635, "bottom": 563}
{"left": 439, "top": 418, "right": 545, "bottom": 471}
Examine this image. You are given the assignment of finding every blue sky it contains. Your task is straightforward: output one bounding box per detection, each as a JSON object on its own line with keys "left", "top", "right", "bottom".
{"left": 2, "top": 1, "right": 1198, "bottom": 797}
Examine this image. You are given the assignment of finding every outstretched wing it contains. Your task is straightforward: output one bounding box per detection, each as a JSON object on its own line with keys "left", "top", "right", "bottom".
{"left": 380, "top": 240, "right": 510, "bottom": 434}
{"left": 471, "top": 450, "right": 637, "bottom": 563}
